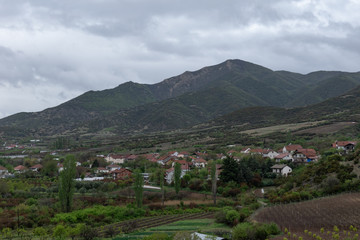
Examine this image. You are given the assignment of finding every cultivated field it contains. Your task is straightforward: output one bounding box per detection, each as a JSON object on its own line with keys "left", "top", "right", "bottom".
{"left": 108, "top": 216, "right": 228, "bottom": 240}
{"left": 294, "top": 121, "right": 357, "bottom": 135}
{"left": 252, "top": 193, "right": 360, "bottom": 239}
{"left": 240, "top": 121, "right": 324, "bottom": 136}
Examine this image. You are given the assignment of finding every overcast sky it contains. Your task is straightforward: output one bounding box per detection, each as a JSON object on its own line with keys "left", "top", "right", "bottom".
{"left": 0, "top": 0, "right": 360, "bottom": 119}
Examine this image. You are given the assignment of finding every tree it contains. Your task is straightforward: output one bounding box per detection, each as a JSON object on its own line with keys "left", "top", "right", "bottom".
{"left": 219, "top": 156, "right": 239, "bottom": 183}
{"left": 42, "top": 156, "right": 58, "bottom": 177}
{"left": 33, "top": 227, "right": 48, "bottom": 240}
{"left": 210, "top": 160, "right": 217, "bottom": 205}
{"left": 58, "top": 155, "right": 76, "bottom": 212}
{"left": 53, "top": 224, "right": 67, "bottom": 240}
{"left": 133, "top": 169, "right": 144, "bottom": 208}
{"left": 174, "top": 162, "right": 181, "bottom": 195}
{"left": 160, "top": 168, "right": 165, "bottom": 206}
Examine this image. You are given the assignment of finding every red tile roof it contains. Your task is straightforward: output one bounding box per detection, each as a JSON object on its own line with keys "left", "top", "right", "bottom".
{"left": 332, "top": 141, "right": 357, "bottom": 148}
{"left": 30, "top": 164, "right": 43, "bottom": 169}
{"left": 284, "top": 144, "right": 303, "bottom": 152}
{"left": 14, "top": 165, "right": 27, "bottom": 171}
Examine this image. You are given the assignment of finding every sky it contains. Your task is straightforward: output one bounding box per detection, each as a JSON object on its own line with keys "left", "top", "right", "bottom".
{"left": 1, "top": 0, "right": 360, "bottom": 119}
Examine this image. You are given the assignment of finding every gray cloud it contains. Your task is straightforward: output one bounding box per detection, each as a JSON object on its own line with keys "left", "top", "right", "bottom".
{"left": 0, "top": 0, "right": 360, "bottom": 118}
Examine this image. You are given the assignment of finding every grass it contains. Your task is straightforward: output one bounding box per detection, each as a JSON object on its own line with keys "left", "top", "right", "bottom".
{"left": 113, "top": 218, "right": 230, "bottom": 240}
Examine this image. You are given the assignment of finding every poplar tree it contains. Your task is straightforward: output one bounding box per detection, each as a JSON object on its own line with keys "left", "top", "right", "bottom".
{"left": 210, "top": 160, "right": 217, "bottom": 205}
{"left": 174, "top": 162, "right": 181, "bottom": 196}
{"left": 58, "top": 155, "right": 76, "bottom": 212}
{"left": 133, "top": 169, "right": 144, "bottom": 208}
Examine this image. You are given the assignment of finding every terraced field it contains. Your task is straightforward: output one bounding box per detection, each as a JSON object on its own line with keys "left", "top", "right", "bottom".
{"left": 111, "top": 218, "right": 230, "bottom": 240}
{"left": 97, "top": 212, "right": 215, "bottom": 238}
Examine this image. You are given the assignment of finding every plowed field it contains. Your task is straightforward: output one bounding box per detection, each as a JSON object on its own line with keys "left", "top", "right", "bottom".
{"left": 252, "top": 192, "right": 360, "bottom": 239}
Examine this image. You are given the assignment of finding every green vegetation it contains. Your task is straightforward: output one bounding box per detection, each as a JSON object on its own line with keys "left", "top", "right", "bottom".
{"left": 113, "top": 219, "right": 230, "bottom": 240}
{"left": 133, "top": 169, "right": 144, "bottom": 208}
{"left": 266, "top": 153, "right": 359, "bottom": 203}
{"left": 59, "top": 155, "right": 77, "bottom": 212}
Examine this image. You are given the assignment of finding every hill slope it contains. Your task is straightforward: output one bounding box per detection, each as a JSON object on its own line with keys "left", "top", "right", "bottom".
{"left": 1, "top": 59, "right": 360, "bottom": 137}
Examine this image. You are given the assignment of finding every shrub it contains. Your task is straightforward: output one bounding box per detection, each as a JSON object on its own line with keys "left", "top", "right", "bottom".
{"left": 232, "top": 222, "right": 253, "bottom": 240}
{"left": 33, "top": 227, "right": 48, "bottom": 240}
{"left": 226, "top": 210, "right": 240, "bottom": 226}
{"left": 53, "top": 224, "right": 67, "bottom": 240}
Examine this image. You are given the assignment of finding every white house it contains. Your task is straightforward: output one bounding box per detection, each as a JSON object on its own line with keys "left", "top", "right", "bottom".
{"left": 192, "top": 158, "right": 207, "bottom": 168}
{"left": 105, "top": 154, "right": 126, "bottom": 164}
{"left": 332, "top": 141, "right": 357, "bottom": 151}
{"left": 165, "top": 165, "right": 189, "bottom": 184}
{"left": 263, "top": 150, "right": 279, "bottom": 159}
{"left": 241, "top": 148, "right": 251, "bottom": 154}
{"left": 281, "top": 144, "right": 303, "bottom": 153}
{"left": 271, "top": 164, "right": 292, "bottom": 177}
{"left": 274, "top": 153, "right": 293, "bottom": 162}
{"left": 106, "top": 164, "right": 121, "bottom": 171}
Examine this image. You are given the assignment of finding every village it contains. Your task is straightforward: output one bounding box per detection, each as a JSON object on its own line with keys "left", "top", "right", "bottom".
{"left": 0, "top": 140, "right": 357, "bottom": 183}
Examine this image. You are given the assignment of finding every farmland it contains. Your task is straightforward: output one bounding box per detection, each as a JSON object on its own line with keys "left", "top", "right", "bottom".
{"left": 111, "top": 218, "right": 230, "bottom": 240}
{"left": 252, "top": 192, "right": 360, "bottom": 239}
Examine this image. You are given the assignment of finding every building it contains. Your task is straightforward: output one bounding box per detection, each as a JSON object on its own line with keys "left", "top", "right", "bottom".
{"left": 271, "top": 164, "right": 292, "bottom": 177}
{"left": 332, "top": 141, "right": 357, "bottom": 152}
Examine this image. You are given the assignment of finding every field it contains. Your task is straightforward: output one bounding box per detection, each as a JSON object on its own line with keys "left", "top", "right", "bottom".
{"left": 239, "top": 121, "right": 324, "bottom": 136}
{"left": 294, "top": 121, "right": 357, "bottom": 135}
{"left": 252, "top": 193, "right": 360, "bottom": 239}
{"left": 112, "top": 218, "right": 230, "bottom": 240}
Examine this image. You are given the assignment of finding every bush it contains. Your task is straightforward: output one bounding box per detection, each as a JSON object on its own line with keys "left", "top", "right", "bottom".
{"left": 262, "top": 222, "right": 281, "bottom": 235}
{"left": 232, "top": 222, "right": 253, "bottom": 240}
{"left": 226, "top": 210, "right": 240, "bottom": 226}
{"left": 232, "top": 222, "right": 280, "bottom": 240}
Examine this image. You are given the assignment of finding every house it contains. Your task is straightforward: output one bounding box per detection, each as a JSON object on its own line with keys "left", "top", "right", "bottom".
{"left": 0, "top": 166, "right": 9, "bottom": 178}
{"left": 111, "top": 168, "right": 132, "bottom": 180}
{"left": 14, "top": 165, "right": 27, "bottom": 173}
{"left": 262, "top": 149, "right": 279, "bottom": 159}
{"left": 281, "top": 144, "right": 303, "bottom": 153}
{"left": 106, "top": 164, "right": 121, "bottom": 171}
{"left": 29, "top": 164, "right": 43, "bottom": 172}
{"left": 227, "top": 150, "right": 238, "bottom": 156}
{"left": 57, "top": 163, "right": 64, "bottom": 172}
{"left": 95, "top": 167, "right": 109, "bottom": 174}
{"left": 177, "top": 151, "right": 190, "bottom": 158}
{"left": 126, "top": 154, "right": 137, "bottom": 161}
{"left": 293, "top": 149, "right": 318, "bottom": 163}
{"left": 172, "top": 160, "right": 190, "bottom": 168}
{"left": 274, "top": 153, "right": 293, "bottom": 162}
{"left": 216, "top": 153, "right": 227, "bottom": 160}
{"left": 271, "top": 164, "right": 292, "bottom": 177}
{"left": 240, "top": 148, "right": 251, "bottom": 154}
{"left": 105, "top": 154, "right": 126, "bottom": 164}
{"left": 168, "top": 151, "right": 179, "bottom": 157}
{"left": 193, "top": 158, "right": 207, "bottom": 168}
{"left": 165, "top": 165, "right": 189, "bottom": 184}
{"left": 332, "top": 141, "right": 357, "bottom": 152}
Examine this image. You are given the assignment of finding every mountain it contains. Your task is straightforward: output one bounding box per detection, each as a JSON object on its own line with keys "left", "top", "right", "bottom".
{"left": 211, "top": 85, "right": 360, "bottom": 131}
{"left": 1, "top": 59, "right": 360, "bottom": 137}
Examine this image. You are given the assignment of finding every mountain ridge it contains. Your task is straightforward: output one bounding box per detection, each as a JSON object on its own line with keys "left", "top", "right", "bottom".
{"left": 1, "top": 59, "right": 360, "bottom": 137}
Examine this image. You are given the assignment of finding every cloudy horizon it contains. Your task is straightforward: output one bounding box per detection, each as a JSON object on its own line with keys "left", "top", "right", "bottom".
{"left": 1, "top": 0, "right": 360, "bottom": 119}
